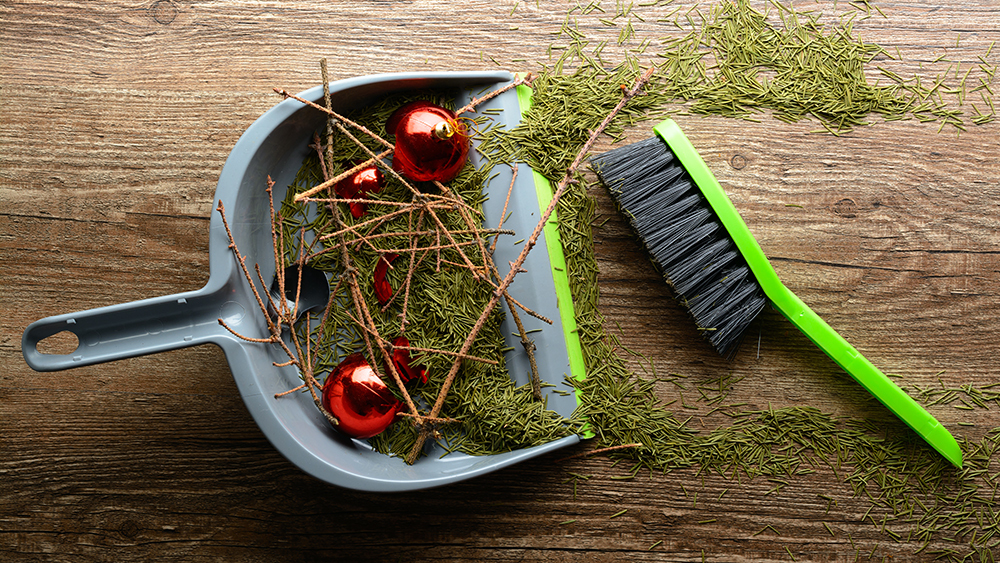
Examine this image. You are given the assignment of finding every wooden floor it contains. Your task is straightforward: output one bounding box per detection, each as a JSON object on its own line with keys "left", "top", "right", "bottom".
{"left": 3, "top": 1, "right": 999, "bottom": 561}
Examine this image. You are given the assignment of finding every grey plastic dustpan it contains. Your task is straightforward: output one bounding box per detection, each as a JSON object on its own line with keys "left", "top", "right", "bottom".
{"left": 21, "top": 71, "right": 584, "bottom": 492}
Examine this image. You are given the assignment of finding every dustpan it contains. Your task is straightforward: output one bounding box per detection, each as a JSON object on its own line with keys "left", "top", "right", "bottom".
{"left": 22, "top": 71, "right": 584, "bottom": 491}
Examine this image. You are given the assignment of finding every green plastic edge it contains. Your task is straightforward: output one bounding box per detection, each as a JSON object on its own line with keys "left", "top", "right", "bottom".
{"left": 515, "top": 82, "right": 592, "bottom": 439}
{"left": 652, "top": 119, "right": 963, "bottom": 468}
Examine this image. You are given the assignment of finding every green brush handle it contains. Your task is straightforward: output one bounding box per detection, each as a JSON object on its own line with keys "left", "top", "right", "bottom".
{"left": 654, "top": 119, "right": 963, "bottom": 468}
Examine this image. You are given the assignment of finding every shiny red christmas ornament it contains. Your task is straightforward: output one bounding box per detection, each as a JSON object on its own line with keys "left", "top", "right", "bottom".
{"left": 321, "top": 353, "right": 401, "bottom": 439}
{"left": 373, "top": 253, "right": 399, "bottom": 305}
{"left": 386, "top": 100, "right": 469, "bottom": 183}
{"left": 388, "top": 336, "right": 427, "bottom": 385}
{"left": 334, "top": 164, "right": 384, "bottom": 218}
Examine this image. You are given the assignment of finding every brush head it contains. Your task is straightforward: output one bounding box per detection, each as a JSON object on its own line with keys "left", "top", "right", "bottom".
{"left": 591, "top": 135, "right": 767, "bottom": 356}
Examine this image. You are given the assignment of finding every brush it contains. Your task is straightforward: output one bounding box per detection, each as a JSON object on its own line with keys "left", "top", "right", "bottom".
{"left": 591, "top": 119, "right": 963, "bottom": 468}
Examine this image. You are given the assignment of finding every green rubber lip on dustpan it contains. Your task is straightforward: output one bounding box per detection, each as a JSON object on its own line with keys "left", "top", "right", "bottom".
{"left": 515, "top": 82, "right": 590, "bottom": 429}
{"left": 653, "top": 119, "right": 963, "bottom": 468}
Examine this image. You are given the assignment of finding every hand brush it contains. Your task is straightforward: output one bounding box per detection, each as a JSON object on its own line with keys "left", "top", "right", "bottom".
{"left": 591, "top": 118, "right": 963, "bottom": 468}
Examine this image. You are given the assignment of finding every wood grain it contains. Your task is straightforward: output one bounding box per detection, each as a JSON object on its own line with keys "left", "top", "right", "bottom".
{"left": 3, "top": 1, "right": 1000, "bottom": 561}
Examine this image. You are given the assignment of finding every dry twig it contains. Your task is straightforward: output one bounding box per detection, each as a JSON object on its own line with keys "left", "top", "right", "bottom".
{"left": 404, "top": 65, "right": 658, "bottom": 464}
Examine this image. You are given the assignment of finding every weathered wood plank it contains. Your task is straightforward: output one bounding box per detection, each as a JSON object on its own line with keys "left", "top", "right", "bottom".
{"left": 3, "top": 0, "right": 1000, "bottom": 561}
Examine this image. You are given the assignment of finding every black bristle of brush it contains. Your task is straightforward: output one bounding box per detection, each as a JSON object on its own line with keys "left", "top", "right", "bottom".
{"left": 591, "top": 136, "right": 768, "bottom": 357}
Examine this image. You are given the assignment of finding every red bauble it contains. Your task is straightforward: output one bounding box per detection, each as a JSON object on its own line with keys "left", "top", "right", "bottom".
{"left": 387, "top": 100, "right": 469, "bottom": 183}
{"left": 373, "top": 253, "right": 399, "bottom": 305}
{"left": 335, "top": 164, "right": 384, "bottom": 219}
{"left": 321, "top": 353, "right": 401, "bottom": 439}
{"left": 388, "top": 336, "right": 427, "bottom": 385}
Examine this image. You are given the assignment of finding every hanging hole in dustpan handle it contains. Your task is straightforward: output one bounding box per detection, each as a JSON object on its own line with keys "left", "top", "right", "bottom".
{"left": 22, "top": 290, "right": 231, "bottom": 372}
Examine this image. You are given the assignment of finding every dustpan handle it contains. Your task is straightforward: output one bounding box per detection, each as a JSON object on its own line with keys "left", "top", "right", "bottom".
{"left": 22, "top": 289, "right": 233, "bottom": 371}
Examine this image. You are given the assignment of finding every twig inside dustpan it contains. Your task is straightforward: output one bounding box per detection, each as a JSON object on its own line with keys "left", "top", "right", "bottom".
{"left": 249, "top": 66, "right": 592, "bottom": 462}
